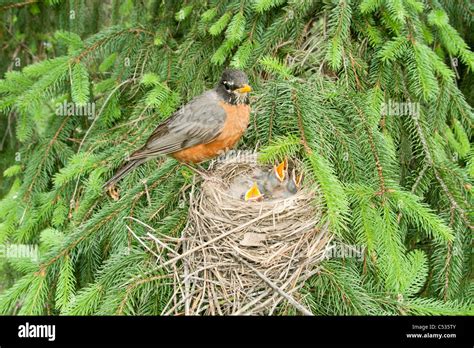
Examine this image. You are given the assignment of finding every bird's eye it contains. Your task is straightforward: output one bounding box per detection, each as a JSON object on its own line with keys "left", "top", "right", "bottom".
{"left": 223, "top": 80, "right": 233, "bottom": 90}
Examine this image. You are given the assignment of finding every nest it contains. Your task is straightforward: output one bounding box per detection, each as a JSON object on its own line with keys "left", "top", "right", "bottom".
{"left": 159, "top": 156, "right": 332, "bottom": 315}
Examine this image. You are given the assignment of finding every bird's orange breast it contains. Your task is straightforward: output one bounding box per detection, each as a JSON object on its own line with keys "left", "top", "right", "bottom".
{"left": 171, "top": 102, "right": 250, "bottom": 163}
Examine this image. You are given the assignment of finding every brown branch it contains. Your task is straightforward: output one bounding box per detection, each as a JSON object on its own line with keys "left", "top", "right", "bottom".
{"left": 351, "top": 102, "right": 386, "bottom": 195}
{"left": 291, "top": 89, "right": 312, "bottom": 154}
{"left": 267, "top": 99, "right": 276, "bottom": 143}
{"left": 0, "top": 112, "right": 13, "bottom": 151}
{"left": 0, "top": 0, "right": 37, "bottom": 12}
{"left": 412, "top": 114, "right": 472, "bottom": 229}
{"left": 25, "top": 116, "right": 71, "bottom": 201}
{"left": 411, "top": 162, "right": 430, "bottom": 194}
{"left": 349, "top": 51, "right": 362, "bottom": 90}
{"left": 73, "top": 28, "right": 153, "bottom": 64}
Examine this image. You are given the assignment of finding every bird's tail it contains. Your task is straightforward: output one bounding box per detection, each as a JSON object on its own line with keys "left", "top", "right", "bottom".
{"left": 103, "top": 158, "right": 147, "bottom": 190}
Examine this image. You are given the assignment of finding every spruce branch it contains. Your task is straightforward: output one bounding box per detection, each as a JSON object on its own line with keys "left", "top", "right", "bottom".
{"left": 24, "top": 117, "right": 71, "bottom": 201}
{"left": 412, "top": 113, "right": 471, "bottom": 229}
{"left": 350, "top": 100, "right": 386, "bottom": 195}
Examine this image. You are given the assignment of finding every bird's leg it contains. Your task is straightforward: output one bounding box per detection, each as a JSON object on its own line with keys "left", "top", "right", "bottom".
{"left": 196, "top": 163, "right": 207, "bottom": 173}
{"left": 181, "top": 162, "right": 209, "bottom": 178}
{"left": 107, "top": 185, "right": 120, "bottom": 201}
{"left": 181, "top": 162, "right": 222, "bottom": 185}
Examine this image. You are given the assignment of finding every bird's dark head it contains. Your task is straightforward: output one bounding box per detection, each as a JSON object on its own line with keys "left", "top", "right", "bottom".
{"left": 217, "top": 69, "right": 251, "bottom": 104}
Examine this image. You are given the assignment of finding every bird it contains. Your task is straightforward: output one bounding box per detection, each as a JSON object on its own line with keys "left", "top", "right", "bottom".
{"left": 261, "top": 159, "right": 287, "bottom": 196}
{"left": 259, "top": 159, "right": 304, "bottom": 199}
{"left": 285, "top": 168, "right": 303, "bottom": 195}
{"left": 243, "top": 182, "right": 264, "bottom": 201}
{"left": 104, "top": 69, "right": 252, "bottom": 191}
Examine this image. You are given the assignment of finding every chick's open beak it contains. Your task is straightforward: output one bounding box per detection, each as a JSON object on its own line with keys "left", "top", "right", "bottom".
{"left": 244, "top": 182, "right": 263, "bottom": 201}
{"left": 236, "top": 84, "right": 252, "bottom": 93}
{"left": 274, "top": 158, "right": 287, "bottom": 182}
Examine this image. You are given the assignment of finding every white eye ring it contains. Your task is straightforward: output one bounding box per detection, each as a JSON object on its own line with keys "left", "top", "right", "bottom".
{"left": 223, "top": 80, "right": 234, "bottom": 90}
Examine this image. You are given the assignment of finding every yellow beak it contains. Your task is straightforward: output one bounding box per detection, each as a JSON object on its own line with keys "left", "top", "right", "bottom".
{"left": 236, "top": 84, "right": 252, "bottom": 93}
{"left": 274, "top": 158, "right": 287, "bottom": 182}
{"left": 244, "top": 182, "right": 263, "bottom": 201}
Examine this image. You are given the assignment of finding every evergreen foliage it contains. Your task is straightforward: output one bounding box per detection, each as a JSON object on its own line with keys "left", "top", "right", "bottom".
{"left": 0, "top": 0, "right": 472, "bottom": 315}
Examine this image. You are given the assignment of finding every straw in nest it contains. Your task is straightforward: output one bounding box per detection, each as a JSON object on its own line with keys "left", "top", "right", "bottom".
{"left": 159, "top": 157, "right": 332, "bottom": 315}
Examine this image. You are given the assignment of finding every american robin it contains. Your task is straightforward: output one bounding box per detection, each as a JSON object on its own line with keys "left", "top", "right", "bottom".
{"left": 104, "top": 69, "right": 252, "bottom": 190}
{"left": 243, "top": 181, "right": 263, "bottom": 201}
{"left": 261, "top": 159, "right": 287, "bottom": 196}
{"left": 285, "top": 168, "right": 303, "bottom": 195}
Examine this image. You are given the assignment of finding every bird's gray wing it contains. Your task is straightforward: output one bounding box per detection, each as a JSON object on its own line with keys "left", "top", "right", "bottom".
{"left": 129, "top": 90, "right": 226, "bottom": 160}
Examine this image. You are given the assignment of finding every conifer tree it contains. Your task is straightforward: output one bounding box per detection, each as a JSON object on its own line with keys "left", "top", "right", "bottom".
{"left": 0, "top": 0, "right": 472, "bottom": 315}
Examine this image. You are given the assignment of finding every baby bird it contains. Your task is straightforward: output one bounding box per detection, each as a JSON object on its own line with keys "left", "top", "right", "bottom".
{"left": 240, "top": 159, "right": 303, "bottom": 202}
{"left": 244, "top": 182, "right": 264, "bottom": 201}
{"left": 261, "top": 159, "right": 287, "bottom": 196}
{"left": 284, "top": 168, "right": 303, "bottom": 196}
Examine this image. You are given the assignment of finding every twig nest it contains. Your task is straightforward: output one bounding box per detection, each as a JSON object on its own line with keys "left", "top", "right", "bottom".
{"left": 172, "top": 156, "right": 332, "bottom": 315}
